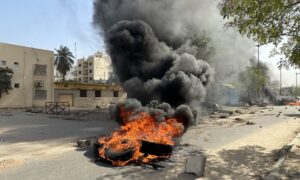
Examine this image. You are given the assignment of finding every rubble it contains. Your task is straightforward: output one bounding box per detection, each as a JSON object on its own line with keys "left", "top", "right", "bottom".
{"left": 219, "top": 114, "right": 229, "bottom": 119}
{"left": 77, "top": 139, "right": 91, "bottom": 148}
{"left": 246, "top": 121, "right": 255, "bottom": 125}
{"left": 234, "top": 118, "right": 244, "bottom": 122}
{"left": 234, "top": 110, "right": 243, "bottom": 114}
{"left": 185, "top": 155, "right": 207, "bottom": 177}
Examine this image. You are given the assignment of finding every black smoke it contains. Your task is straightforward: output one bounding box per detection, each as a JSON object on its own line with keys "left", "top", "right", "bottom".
{"left": 94, "top": 11, "right": 214, "bottom": 108}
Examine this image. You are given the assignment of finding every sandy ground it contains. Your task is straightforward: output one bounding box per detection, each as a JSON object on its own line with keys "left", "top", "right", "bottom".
{"left": 0, "top": 106, "right": 299, "bottom": 179}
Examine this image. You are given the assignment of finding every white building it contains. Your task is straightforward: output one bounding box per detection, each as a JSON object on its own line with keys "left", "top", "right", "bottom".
{"left": 74, "top": 52, "right": 111, "bottom": 83}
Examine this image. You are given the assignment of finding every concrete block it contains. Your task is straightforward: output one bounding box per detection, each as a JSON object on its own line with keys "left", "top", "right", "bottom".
{"left": 185, "top": 155, "right": 207, "bottom": 177}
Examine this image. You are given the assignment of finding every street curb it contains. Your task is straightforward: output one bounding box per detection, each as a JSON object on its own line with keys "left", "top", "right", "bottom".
{"left": 264, "top": 132, "right": 300, "bottom": 180}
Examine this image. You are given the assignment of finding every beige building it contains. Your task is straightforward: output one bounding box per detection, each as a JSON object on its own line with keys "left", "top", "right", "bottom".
{"left": 0, "top": 42, "right": 54, "bottom": 108}
{"left": 74, "top": 52, "right": 111, "bottom": 83}
{"left": 54, "top": 82, "right": 126, "bottom": 108}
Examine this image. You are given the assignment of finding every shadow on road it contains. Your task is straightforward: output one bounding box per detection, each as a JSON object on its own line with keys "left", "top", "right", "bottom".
{"left": 206, "top": 145, "right": 273, "bottom": 179}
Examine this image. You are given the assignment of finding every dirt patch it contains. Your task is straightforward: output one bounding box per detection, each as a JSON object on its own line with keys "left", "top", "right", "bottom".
{"left": 0, "top": 159, "right": 24, "bottom": 171}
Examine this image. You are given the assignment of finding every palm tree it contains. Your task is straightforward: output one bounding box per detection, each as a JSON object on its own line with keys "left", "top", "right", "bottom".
{"left": 54, "top": 45, "right": 74, "bottom": 81}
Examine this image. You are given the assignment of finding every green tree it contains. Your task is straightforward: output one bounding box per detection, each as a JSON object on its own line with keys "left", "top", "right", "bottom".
{"left": 0, "top": 67, "right": 13, "bottom": 98}
{"left": 54, "top": 45, "right": 74, "bottom": 81}
{"left": 239, "top": 66, "right": 268, "bottom": 101}
{"left": 219, "top": 0, "right": 300, "bottom": 67}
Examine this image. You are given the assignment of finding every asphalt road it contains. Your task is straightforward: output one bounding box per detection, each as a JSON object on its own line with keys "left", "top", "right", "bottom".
{"left": 0, "top": 106, "right": 299, "bottom": 180}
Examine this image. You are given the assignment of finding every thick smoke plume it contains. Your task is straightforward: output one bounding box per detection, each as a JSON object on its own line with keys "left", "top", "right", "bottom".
{"left": 93, "top": 0, "right": 256, "bottom": 107}
{"left": 93, "top": 1, "right": 215, "bottom": 107}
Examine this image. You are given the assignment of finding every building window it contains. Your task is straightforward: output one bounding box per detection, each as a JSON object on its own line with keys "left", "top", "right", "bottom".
{"left": 89, "top": 77, "right": 93, "bottom": 81}
{"left": 78, "top": 71, "right": 81, "bottom": 75}
{"left": 79, "top": 64, "right": 82, "bottom": 67}
{"left": 89, "top": 62, "right": 92, "bottom": 66}
{"left": 1, "top": 61, "right": 6, "bottom": 66}
{"left": 35, "top": 90, "right": 47, "bottom": 100}
{"left": 14, "top": 62, "right": 19, "bottom": 68}
{"left": 113, "top": 91, "right": 119, "bottom": 97}
{"left": 33, "top": 64, "right": 47, "bottom": 76}
{"left": 35, "top": 80, "right": 44, "bottom": 88}
{"left": 14, "top": 83, "right": 20, "bottom": 88}
{"left": 89, "top": 69, "right": 92, "bottom": 73}
{"left": 95, "top": 90, "right": 101, "bottom": 97}
{"left": 78, "top": 78, "right": 81, "bottom": 82}
{"left": 80, "top": 90, "right": 87, "bottom": 97}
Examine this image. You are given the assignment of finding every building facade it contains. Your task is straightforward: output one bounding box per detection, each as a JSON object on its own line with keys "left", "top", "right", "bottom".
{"left": 54, "top": 82, "right": 126, "bottom": 108}
{"left": 0, "top": 43, "right": 54, "bottom": 108}
{"left": 74, "top": 52, "right": 111, "bottom": 83}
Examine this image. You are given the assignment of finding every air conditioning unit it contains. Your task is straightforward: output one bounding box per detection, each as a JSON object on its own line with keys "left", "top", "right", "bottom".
{"left": 35, "top": 81, "right": 44, "bottom": 88}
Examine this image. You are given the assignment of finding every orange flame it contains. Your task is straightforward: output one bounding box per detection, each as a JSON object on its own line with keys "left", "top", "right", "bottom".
{"left": 286, "top": 101, "right": 300, "bottom": 106}
{"left": 98, "top": 107, "right": 184, "bottom": 166}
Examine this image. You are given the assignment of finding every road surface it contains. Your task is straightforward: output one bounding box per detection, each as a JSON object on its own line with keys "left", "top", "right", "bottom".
{"left": 0, "top": 106, "right": 299, "bottom": 179}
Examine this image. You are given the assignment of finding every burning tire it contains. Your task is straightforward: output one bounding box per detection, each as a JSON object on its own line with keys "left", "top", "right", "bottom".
{"left": 104, "top": 146, "right": 135, "bottom": 162}
{"left": 102, "top": 139, "right": 136, "bottom": 163}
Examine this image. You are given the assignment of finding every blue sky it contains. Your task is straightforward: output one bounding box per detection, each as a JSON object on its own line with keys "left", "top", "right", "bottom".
{"left": 0, "top": 0, "right": 298, "bottom": 86}
{"left": 0, "top": 0, "right": 103, "bottom": 59}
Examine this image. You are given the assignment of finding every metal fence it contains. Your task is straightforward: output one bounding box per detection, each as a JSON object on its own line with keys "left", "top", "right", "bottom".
{"left": 45, "top": 102, "right": 70, "bottom": 114}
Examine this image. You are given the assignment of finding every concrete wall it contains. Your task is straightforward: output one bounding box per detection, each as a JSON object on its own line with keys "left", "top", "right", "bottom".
{"left": 54, "top": 89, "right": 126, "bottom": 108}
{"left": 54, "top": 83, "right": 127, "bottom": 108}
{"left": 0, "top": 43, "right": 54, "bottom": 108}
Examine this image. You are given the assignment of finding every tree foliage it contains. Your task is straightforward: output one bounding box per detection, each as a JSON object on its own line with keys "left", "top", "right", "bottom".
{"left": 54, "top": 45, "right": 75, "bottom": 81}
{"left": 219, "top": 0, "right": 300, "bottom": 67}
{"left": 238, "top": 61, "right": 269, "bottom": 101}
{"left": 0, "top": 67, "right": 13, "bottom": 98}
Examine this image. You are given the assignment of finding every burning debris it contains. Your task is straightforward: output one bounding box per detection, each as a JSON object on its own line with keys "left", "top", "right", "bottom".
{"left": 97, "top": 99, "right": 195, "bottom": 166}
{"left": 92, "top": 0, "right": 216, "bottom": 166}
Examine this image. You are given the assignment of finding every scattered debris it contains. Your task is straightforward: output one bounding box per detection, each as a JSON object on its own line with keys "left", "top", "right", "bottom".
{"left": 219, "top": 109, "right": 234, "bottom": 115}
{"left": 250, "top": 111, "right": 255, "bottom": 114}
{"left": 234, "top": 110, "right": 242, "bottom": 114}
{"left": 77, "top": 139, "right": 91, "bottom": 148}
{"left": 185, "top": 154, "right": 207, "bottom": 177}
{"left": 219, "top": 114, "right": 229, "bottom": 119}
{"left": 181, "top": 143, "right": 191, "bottom": 147}
{"left": 246, "top": 121, "right": 255, "bottom": 125}
{"left": 234, "top": 117, "right": 243, "bottom": 121}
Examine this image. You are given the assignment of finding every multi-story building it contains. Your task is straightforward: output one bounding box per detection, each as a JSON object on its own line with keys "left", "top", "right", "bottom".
{"left": 0, "top": 42, "right": 54, "bottom": 108}
{"left": 74, "top": 52, "right": 111, "bottom": 83}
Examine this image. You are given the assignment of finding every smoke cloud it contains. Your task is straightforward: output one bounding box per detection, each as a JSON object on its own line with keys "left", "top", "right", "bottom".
{"left": 93, "top": 0, "right": 256, "bottom": 107}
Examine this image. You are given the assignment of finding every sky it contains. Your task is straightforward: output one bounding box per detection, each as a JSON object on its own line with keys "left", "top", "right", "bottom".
{"left": 0, "top": 0, "right": 103, "bottom": 59}
{"left": 0, "top": 0, "right": 299, "bottom": 87}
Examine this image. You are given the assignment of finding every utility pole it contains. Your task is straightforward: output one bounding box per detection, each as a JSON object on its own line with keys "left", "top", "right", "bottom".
{"left": 257, "top": 44, "right": 260, "bottom": 70}
{"left": 296, "top": 73, "right": 300, "bottom": 98}
{"left": 279, "top": 60, "right": 284, "bottom": 96}
{"left": 256, "top": 44, "right": 260, "bottom": 99}
{"left": 74, "top": 42, "right": 77, "bottom": 82}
